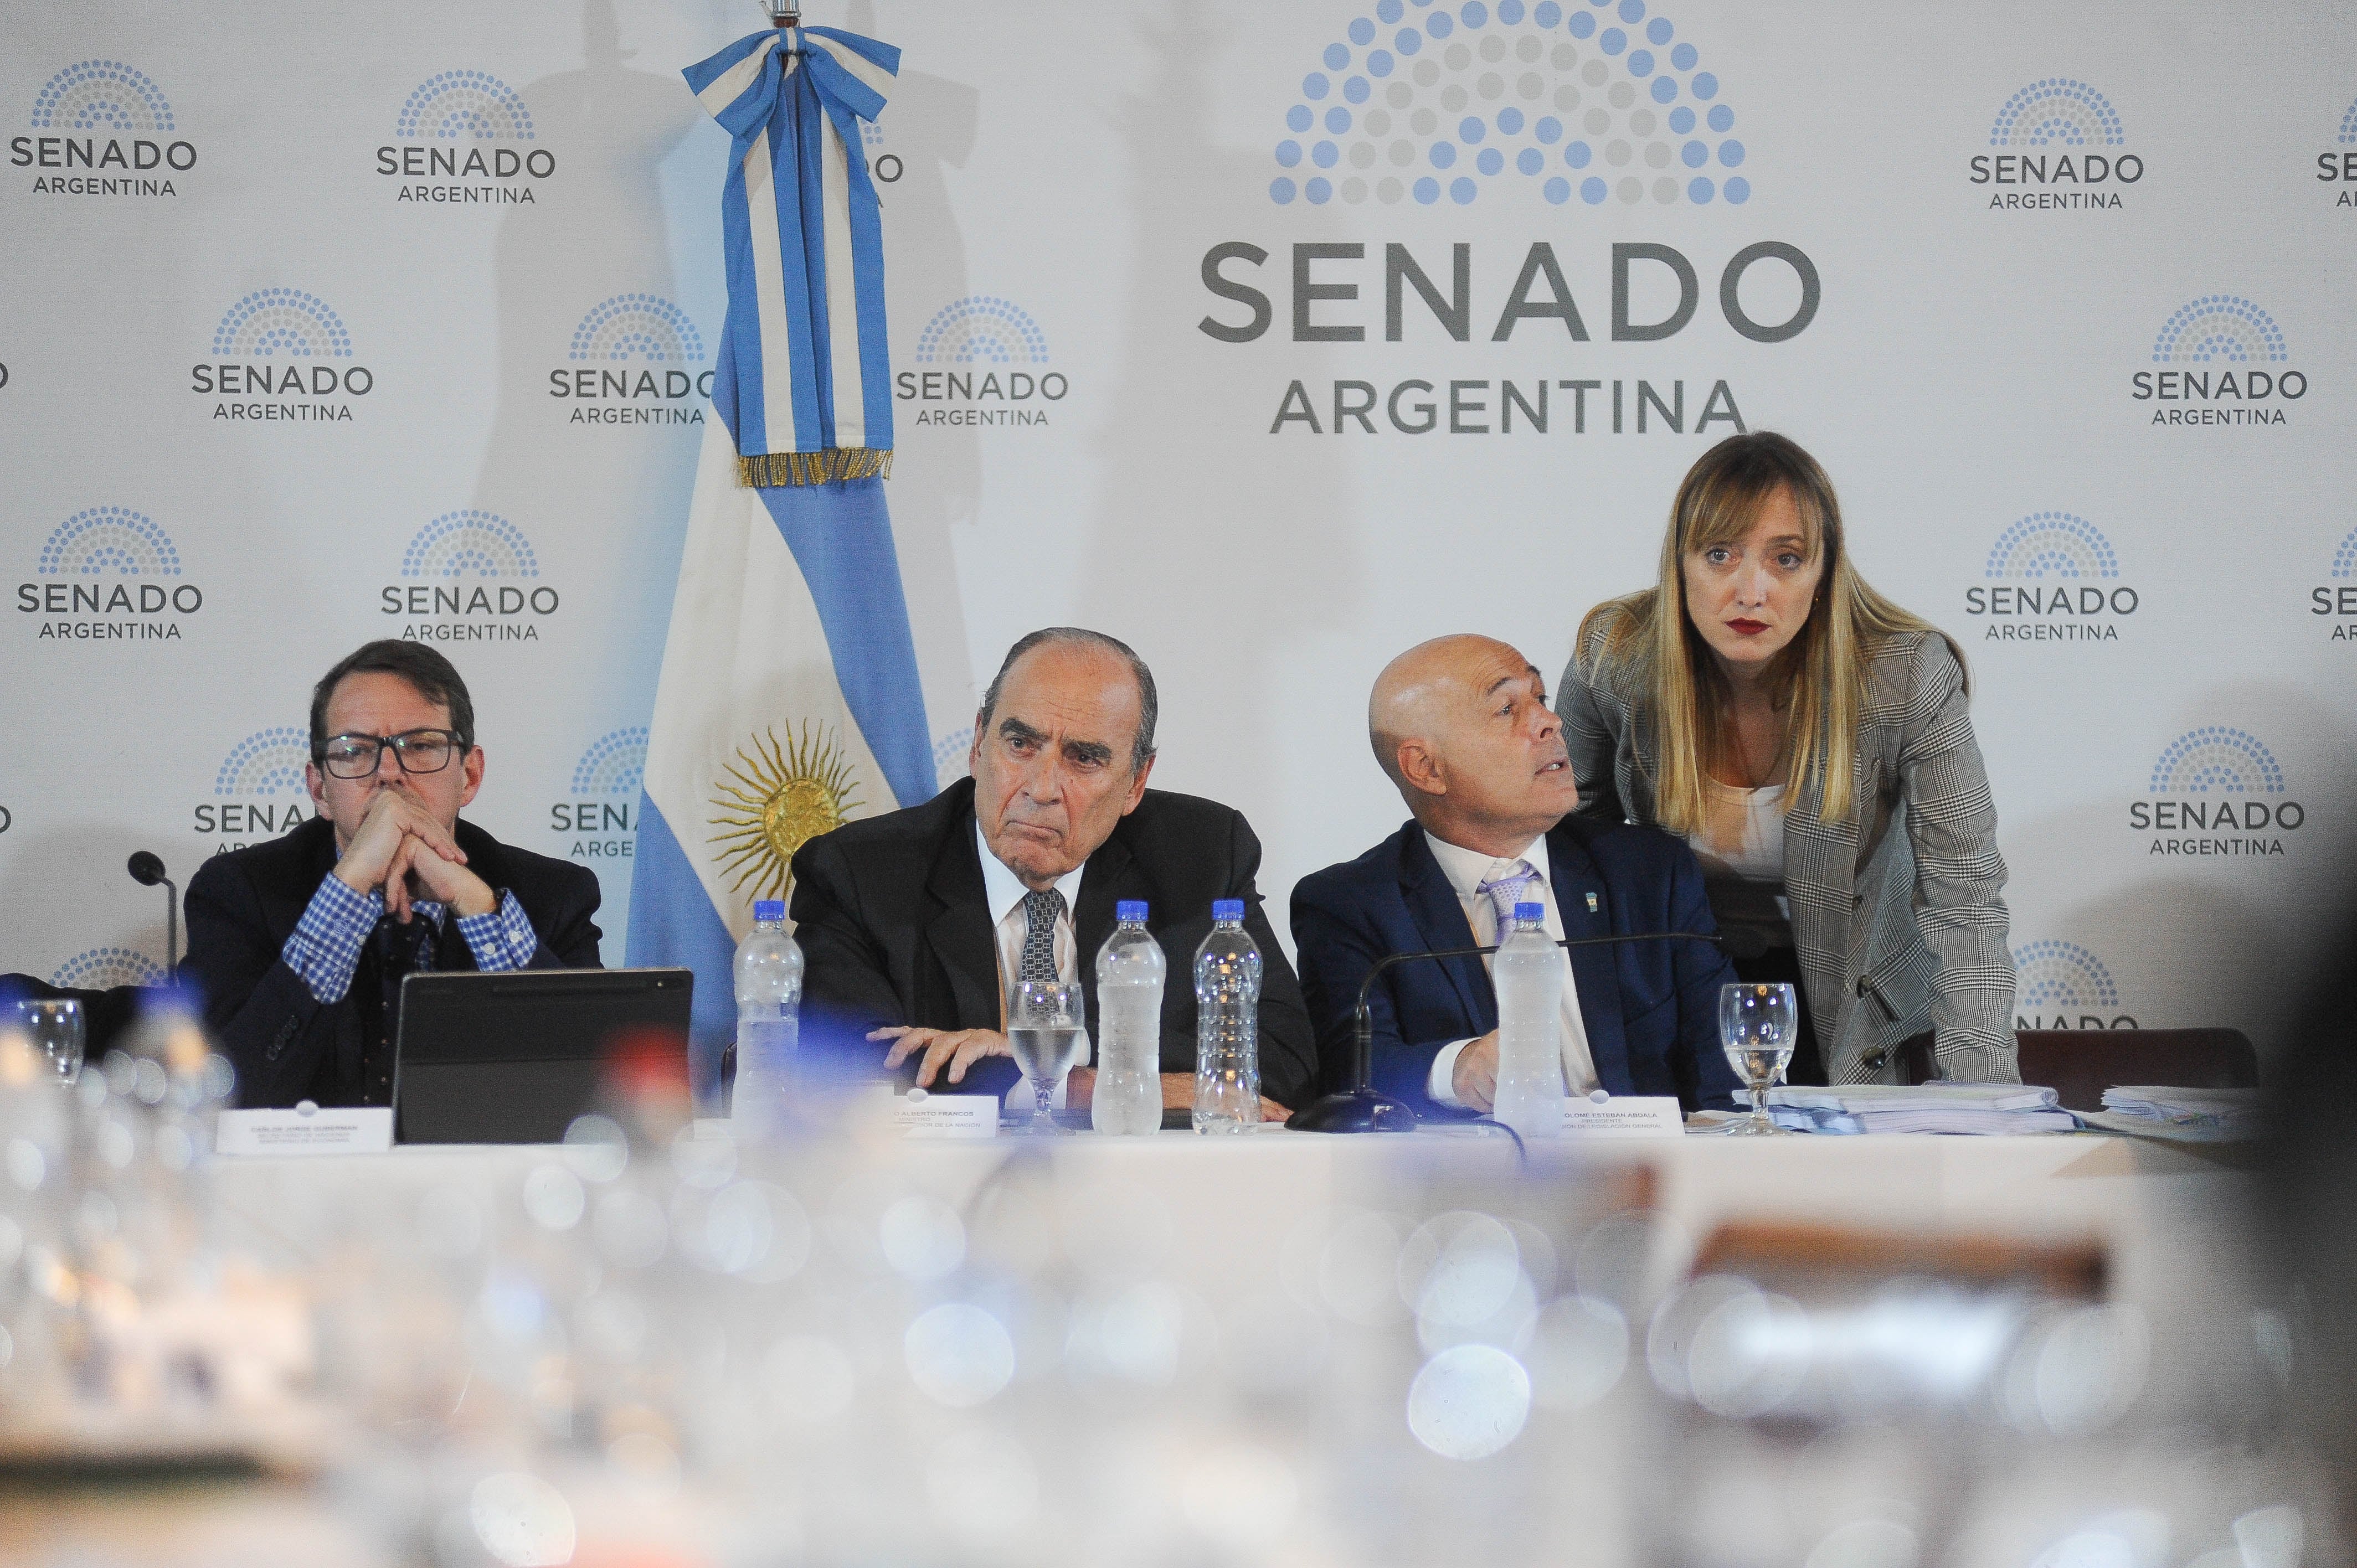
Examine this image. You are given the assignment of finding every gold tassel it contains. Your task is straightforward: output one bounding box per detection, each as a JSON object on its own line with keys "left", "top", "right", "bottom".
{"left": 736, "top": 447, "right": 895, "bottom": 487}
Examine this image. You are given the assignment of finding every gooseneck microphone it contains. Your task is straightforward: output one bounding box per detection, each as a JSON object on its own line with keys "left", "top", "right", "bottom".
{"left": 1284, "top": 930, "right": 1726, "bottom": 1134}
{"left": 126, "top": 850, "right": 179, "bottom": 983}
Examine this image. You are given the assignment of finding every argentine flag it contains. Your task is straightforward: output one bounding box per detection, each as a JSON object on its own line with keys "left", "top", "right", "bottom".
{"left": 632, "top": 22, "right": 932, "bottom": 1098}
{"left": 629, "top": 422, "right": 935, "bottom": 1097}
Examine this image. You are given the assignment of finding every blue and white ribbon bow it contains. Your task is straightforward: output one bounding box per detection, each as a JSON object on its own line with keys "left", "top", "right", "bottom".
{"left": 686, "top": 24, "right": 899, "bottom": 486}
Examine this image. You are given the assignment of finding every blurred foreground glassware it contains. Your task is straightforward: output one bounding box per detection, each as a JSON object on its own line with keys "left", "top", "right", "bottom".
{"left": 17, "top": 997, "right": 84, "bottom": 1085}
{"left": 1008, "top": 979, "right": 1085, "bottom": 1134}
{"left": 1718, "top": 982, "right": 1795, "bottom": 1137}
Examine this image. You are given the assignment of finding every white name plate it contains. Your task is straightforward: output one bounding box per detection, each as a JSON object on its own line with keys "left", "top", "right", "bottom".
{"left": 217, "top": 1103, "right": 393, "bottom": 1156}
{"left": 895, "top": 1090, "right": 1001, "bottom": 1139}
{"left": 1563, "top": 1095, "right": 1686, "bottom": 1138}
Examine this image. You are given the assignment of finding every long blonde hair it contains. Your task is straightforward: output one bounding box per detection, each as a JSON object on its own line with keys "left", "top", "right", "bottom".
{"left": 1577, "top": 432, "right": 1958, "bottom": 833}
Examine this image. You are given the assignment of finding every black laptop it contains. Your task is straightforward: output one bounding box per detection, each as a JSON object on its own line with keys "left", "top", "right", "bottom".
{"left": 392, "top": 968, "right": 694, "bottom": 1144}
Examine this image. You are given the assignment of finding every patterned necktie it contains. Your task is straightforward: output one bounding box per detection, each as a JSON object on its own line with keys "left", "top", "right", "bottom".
{"left": 1476, "top": 860, "right": 1540, "bottom": 936}
{"left": 1018, "top": 888, "right": 1066, "bottom": 984}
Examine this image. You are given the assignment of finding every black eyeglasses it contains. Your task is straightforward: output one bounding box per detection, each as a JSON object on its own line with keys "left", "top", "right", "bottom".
{"left": 317, "top": 729, "right": 467, "bottom": 779}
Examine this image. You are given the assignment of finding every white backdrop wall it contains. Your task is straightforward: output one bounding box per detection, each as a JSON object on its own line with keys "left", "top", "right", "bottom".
{"left": 4, "top": 0, "right": 2353, "bottom": 1051}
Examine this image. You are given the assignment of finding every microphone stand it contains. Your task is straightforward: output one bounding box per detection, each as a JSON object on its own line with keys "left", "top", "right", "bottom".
{"left": 1284, "top": 931, "right": 1724, "bottom": 1134}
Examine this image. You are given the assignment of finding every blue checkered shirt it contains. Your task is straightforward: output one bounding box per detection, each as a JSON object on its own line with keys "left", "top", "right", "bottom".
{"left": 281, "top": 870, "right": 541, "bottom": 1004}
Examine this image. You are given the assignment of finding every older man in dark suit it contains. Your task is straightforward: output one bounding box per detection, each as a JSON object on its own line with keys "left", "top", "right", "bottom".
{"left": 183, "top": 641, "right": 603, "bottom": 1108}
{"left": 789, "top": 627, "right": 1314, "bottom": 1115}
{"left": 1291, "top": 635, "right": 1741, "bottom": 1116}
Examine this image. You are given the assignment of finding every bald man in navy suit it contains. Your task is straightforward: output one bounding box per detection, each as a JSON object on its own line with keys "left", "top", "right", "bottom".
{"left": 1291, "top": 635, "right": 1742, "bottom": 1117}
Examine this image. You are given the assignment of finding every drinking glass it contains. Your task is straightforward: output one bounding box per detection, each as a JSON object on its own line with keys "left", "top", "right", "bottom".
{"left": 1007, "top": 980, "right": 1087, "bottom": 1134}
{"left": 1719, "top": 982, "right": 1797, "bottom": 1137}
{"left": 18, "top": 997, "right": 85, "bottom": 1085}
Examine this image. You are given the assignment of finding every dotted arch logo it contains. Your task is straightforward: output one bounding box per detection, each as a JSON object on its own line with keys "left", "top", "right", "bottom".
{"left": 194, "top": 727, "right": 313, "bottom": 848}
{"left": 2149, "top": 727, "right": 2282, "bottom": 795}
{"left": 554, "top": 727, "right": 646, "bottom": 859}
{"left": 570, "top": 295, "right": 703, "bottom": 363}
{"left": 914, "top": 297, "right": 1049, "bottom": 364}
{"left": 1968, "top": 512, "right": 2134, "bottom": 642}
{"left": 39, "top": 506, "right": 181, "bottom": 577}
{"left": 398, "top": 71, "right": 535, "bottom": 140}
{"left": 933, "top": 726, "right": 976, "bottom": 780}
{"left": 2012, "top": 940, "right": 2134, "bottom": 1029}
{"left": 2012, "top": 941, "right": 2117, "bottom": 1009}
{"left": 215, "top": 727, "right": 311, "bottom": 797}
{"left": 212, "top": 289, "right": 352, "bottom": 358}
{"left": 403, "top": 510, "right": 539, "bottom": 579}
{"left": 52, "top": 948, "right": 163, "bottom": 989}
{"left": 1984, "top": 512, "right": 2116, "bottom": 580}
{"left": 2332, "top": 525, "right": 2357, "bottom": 580}
{"left": 573, "top": 727, "right": 649, "bottom": 797}
{"left": 32, "top": 60, "right": 173, "bottom": 132}
{"left": 384, "top": 510, "right": 558, "bottom": 639}
{"left": 1270, "top": 0, "right": 1747, "bottom": 209}
{"left": 1989, "top": 79, "right": 2121, "bottom": 146}
{"left": 2152, "top": 296, "right": 2285, "bottom": 364}
{"left": 20, "top": 507, "right": 200, "bottom": 642}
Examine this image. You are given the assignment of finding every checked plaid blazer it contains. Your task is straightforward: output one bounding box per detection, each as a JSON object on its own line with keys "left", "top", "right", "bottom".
{"left": 1558, "top": 613, "right": 2019, "bottom": 1086}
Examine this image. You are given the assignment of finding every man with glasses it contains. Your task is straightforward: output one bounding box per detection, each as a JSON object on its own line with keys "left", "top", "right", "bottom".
{"left": 183, "top": 640, "right": 603, "bottom": 1107}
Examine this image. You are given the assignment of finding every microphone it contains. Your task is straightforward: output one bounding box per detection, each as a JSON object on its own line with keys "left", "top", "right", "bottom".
{"left": 126, "top": 851, "right": 179, "bottom": 984}
{"left": 1285, "top": 930, "right": 1725, "bottom": 1134}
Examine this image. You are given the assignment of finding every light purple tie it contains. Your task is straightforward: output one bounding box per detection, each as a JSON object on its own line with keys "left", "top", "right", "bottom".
{"left": 1476, "top": 860, "right": 1539, "bottom": 935}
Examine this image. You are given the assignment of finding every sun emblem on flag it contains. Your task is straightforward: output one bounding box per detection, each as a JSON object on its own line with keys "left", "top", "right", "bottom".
{"left": 707, "top": 723, "right": 861, "bottom": 899}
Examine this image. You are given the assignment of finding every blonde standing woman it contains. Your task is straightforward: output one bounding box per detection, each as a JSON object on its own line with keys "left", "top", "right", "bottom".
{"left": 1556, "top": 432, "right": 2018, "bottom": 1086}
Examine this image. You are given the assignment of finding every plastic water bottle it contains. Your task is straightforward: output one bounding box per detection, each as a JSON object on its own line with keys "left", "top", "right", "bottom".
{"left": 1092, "top": 900, "right": 1165, "bottom": 1136}
{"left": 732, "top": 899, "right": 802, "bottom": 1135}
{"left": 1192, "top": 899, "right": 1262, "bottom": 1134}
{"left": 1490, "top": 901, "right": 1568, "bottom": 1140}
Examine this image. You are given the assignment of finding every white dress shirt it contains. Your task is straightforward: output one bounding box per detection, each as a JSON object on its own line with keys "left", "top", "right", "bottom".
{"left": 1423, "top": 831, "right": 1599, "bottom": 1107}
{"left": 975, "top": 822, "right": 1090, "bottom": 1101}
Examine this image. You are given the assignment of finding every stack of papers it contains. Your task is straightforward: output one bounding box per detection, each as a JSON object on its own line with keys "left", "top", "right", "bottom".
{"left": 2086, "top": 1085, "right": 2265, "bottom": 1142}
{"left": 1764, "top": 1082, "right": 2078, "bottom": 1135}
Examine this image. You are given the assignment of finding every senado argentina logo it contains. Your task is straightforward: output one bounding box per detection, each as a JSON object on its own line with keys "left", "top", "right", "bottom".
{"left": 2130, "top": 726, "right": 2301, "bottom": 858}
{"left": 2312, "top": 524, "right": 2357, "bottom": 639}
{"left": 1269, "top": 0, "right": 1748, "bottom": 209}
{"left": 898, "top": 297, "right": 1066, "bottom": 429}
{"left": 2011, "top": 940, "right": 2135, "bottom": 1030}
{"left": 193, "top": 289, "right": 374, "bottom": 424}
{"left": 52, "top": 948, "right": 164, "bottom": 989}
{"left": 376, "top": 70, "right": 555, "bottom": 204}
{"left": 549, "top": 293, "right": 710, "bottom": 429}
{"left": 2314, "top": 92, "right": 2357, "bottom": 205}
{"left": 14, "top": 59, "right": 194, "bottom": 198}
{"left": 195, "top": 725, "right": 313, "bottom": 851}
{"left": 2132, "top": 295, "right": 2303, "bottom": 429}
{"left": 382, "top": 509, "right": 559, "bottom": 642}
{"left": 18, "top": 506, "right": 202, "bottom": 642}
{"left": 1965, "top": 511, "right": 2136, "bottom": 644}
{"left": 550, "top": 726, "right": 647, "bottom": 860}
{"left": 1969, "top": 79, "right": 2140, "bottom": 212}
{"left": 1208, "top": 1, "right": 1804, "bottom": 447}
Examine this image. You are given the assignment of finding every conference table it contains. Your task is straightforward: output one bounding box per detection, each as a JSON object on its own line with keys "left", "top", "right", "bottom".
{"left": 0, "top": 1125, "right": 2304, "bottom": 1568}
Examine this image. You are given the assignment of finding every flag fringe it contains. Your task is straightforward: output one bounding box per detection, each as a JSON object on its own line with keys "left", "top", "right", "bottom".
{"left": 736, "top": 447, "right": 894, "bottom": 487}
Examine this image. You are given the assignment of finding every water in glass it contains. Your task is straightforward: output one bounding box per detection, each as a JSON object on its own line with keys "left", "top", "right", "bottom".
{"left": 1008, "top": 980, "right": 1086, "bottom": 1134}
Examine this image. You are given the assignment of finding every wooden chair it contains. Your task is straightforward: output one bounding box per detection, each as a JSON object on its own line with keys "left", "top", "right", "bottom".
{"left": 1900, "top": 1028, "right": 2258, "bottom": 1112}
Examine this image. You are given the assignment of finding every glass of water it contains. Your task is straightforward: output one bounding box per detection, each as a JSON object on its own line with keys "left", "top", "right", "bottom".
{"left": 1719, "top": 982, "right": 1797, "bottom": 1137}
{"left": 1007, "top": 979, "right": 1087, "bottom": 1134}
{"left": 18, "top": 997, "right": 85, "bottom": 1086}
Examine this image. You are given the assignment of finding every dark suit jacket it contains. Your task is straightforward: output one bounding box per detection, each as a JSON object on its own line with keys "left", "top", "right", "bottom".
{"left": 788, "top": 776, "right": 1317, "bottom": 1108}
{"left": 1289, "top": 816, "right": 1744, "bottom": 1115}
{"left": 183, "top": 816, "right": 604, "bottom": 1108}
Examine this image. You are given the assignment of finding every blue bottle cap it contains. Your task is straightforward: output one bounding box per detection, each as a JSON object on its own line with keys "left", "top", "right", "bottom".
{"left": 1513, "top": 901, "right": 1545, "bottom": 922}
{"left": 1212, "top": 899, "right": 1246, "bottom": 922}
{"left": 753, "top": 899, "right": 786, "bottom": 923}
{"left": 1117, "top": 900, "right": 1150, "bottom": 923}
